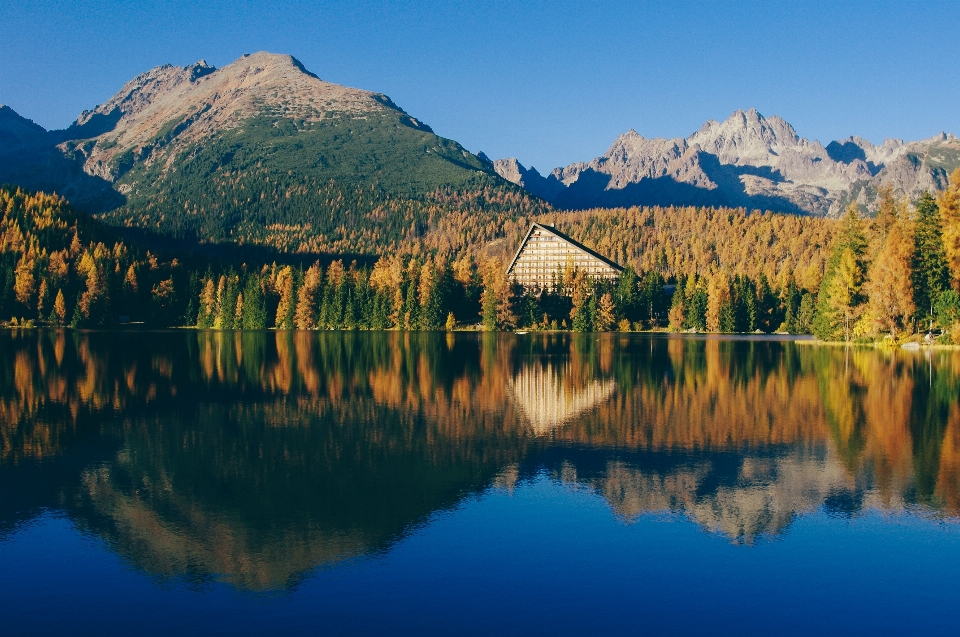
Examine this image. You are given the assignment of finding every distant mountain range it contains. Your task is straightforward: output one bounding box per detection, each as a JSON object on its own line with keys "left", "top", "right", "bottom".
{"left": 2, "top": 53, "right": 958, "bottom": 252}
{"left": 492, "top": 109, "right": 960, "bottom": 216}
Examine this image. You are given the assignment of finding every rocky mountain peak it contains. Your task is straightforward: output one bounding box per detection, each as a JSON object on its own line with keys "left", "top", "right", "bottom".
{"left": 50, "top": 52, "right": 408, "bottom": 181}
{"left": 688, "top": 108, "right": 801, "bottom": 165}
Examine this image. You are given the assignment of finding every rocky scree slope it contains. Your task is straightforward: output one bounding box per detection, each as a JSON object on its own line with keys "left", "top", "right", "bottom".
{"left": 495, "top": 108, "right": 960, "bottom": 216}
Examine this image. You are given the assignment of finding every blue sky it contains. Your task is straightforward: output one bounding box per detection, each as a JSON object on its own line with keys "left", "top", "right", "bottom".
{"left": 2, "top": 1, "right": 958, "bottom": 172}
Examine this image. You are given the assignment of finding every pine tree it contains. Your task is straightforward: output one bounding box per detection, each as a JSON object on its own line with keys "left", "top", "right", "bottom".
{"left": 614, "top": 267, "right": 639, "bottom": 324}
{"left": 685, "top": 276, "right": 708, "bottom": 331}
{"left": 481, "top": 283, "right": 497, "bottom": 330}
{"left": 668, "top": 274, "right": 686, "bottom": 331}
{"left": 242, "top": 275, "right": 267, "bottom": 329}
{"left": 912, "top": 193, "right": 952, "bottom": 324}
{"left": 403, "top": 277, "right": 418, "bottom": 330}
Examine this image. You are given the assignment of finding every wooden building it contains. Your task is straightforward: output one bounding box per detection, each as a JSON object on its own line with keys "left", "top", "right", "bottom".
{"left": 506, "top": 223, "right": 623, "bottom": 291}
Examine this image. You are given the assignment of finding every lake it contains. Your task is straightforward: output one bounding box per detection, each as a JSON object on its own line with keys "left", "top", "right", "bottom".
{"left": 2, "top": 330, "right": 960, "bottom": 635}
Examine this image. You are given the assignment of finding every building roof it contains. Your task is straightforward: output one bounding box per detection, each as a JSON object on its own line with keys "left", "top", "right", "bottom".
{"left": 506, "top": 222, "right": 625, "bottom": 275}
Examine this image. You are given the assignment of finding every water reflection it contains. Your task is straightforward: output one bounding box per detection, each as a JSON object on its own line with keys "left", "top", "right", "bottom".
{"left": 2, "top": 331, "right": 960, "bottom": 587}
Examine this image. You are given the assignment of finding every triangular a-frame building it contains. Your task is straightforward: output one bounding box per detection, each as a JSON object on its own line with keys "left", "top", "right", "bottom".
{"left": 506, "top": 223, "right": 623, "bottom": 291}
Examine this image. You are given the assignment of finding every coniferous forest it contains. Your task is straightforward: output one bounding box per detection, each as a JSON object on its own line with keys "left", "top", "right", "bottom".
{"left": 3, "top": 169, "right": 960, "bottom": 342}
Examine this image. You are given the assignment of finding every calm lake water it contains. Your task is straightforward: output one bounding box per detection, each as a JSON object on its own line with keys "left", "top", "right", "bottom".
{"left": 2, "top": 330, "right": 960, "bottom": 635}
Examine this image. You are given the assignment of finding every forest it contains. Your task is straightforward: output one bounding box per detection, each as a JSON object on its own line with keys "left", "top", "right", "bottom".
{"left": 2, "top": 168, "right": 960, "bottom": 342}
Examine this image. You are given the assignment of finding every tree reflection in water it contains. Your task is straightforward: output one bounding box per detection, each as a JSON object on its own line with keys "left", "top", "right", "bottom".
{"left": 2, "top": 330, "right": 959, "bottom": 588}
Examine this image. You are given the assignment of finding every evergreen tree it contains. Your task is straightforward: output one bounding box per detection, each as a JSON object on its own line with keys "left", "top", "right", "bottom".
{"left": 242, "top": 274, "right": 267, "bottom": 329}
{"left": 668, "top": 274, "right": 687, "bottom": 331}
{"left": 614, "top": 266, "right": 639, "bottom": 324}
{"left": 913, "top": 193, "right": 951, "bottom": 323}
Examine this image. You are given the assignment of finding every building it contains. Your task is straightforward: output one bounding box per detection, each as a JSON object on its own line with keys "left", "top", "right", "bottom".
{"left": 506, "top": 223, "right": 623, "bottom": 291}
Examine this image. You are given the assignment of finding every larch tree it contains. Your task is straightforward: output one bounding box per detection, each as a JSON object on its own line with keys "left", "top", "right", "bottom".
{"left": 595, "top": 293, "right": 616, "bottom": 332}
{"left": 938, "top": 168, "right": 960, "bottom": 289}
{"left": 274, "top": 266, "right": 295, "bottom": 329}
{"left": 705, "top": 271, "right": 731, "bottom": 332}
{"left": 197, "top": 277, "right": 216, "bottom": 328}
{"left": 864, "top": 216, "right": 915, "bottom": 338}
{"left": 294, "top": 263, "right": 322, "bottom": 329}
{"left": 52, "top": 289, "right": 66, "bottom": 326}
{"left": 13, "top": 254, "right": 35, "bottom": 307}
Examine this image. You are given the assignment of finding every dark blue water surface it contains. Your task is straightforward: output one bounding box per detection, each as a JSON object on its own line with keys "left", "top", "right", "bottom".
{"left": 2, "top": 330, "right": 960, "bottom": 635}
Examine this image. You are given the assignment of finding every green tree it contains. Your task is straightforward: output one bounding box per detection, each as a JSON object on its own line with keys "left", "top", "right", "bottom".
{"left": 912, "top": 193, "right": 951, "bottom": 324}
{"left": 242, "top": 274, "right": 267, "bottom": 329}
{"left": 814, "top": 204, "right": 867, "bottom": 341}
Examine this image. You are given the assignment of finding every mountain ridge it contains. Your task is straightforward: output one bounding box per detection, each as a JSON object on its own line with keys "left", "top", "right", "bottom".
{"left": 495, "top": 108, "right": 960, "bottom": 216}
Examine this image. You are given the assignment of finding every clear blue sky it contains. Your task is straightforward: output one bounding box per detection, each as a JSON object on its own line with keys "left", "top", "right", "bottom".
{"left": 2, "top": 0, "right": 958, "bottom": 172}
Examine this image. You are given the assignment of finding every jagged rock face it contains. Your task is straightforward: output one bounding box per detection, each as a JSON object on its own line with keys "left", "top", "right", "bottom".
{"left": 492, "top": 158, "right": 565, "bottom": 202}
{"left": 496, "top": 108, "right": 960, "bottom": 216}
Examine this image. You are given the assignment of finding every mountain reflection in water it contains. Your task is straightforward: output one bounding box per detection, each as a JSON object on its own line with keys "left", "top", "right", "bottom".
{"left": 2, "top": 330, "right": 960, "bottom": 590}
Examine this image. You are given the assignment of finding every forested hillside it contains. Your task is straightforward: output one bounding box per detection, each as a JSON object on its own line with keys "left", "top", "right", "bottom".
{"left": 97, "top": 112, "right": 552, "bottom": 252}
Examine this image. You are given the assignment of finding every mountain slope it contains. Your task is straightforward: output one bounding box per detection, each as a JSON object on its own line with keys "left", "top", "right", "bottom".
{"left": 495, "top": 109, "right": 960, "bottom": 216}
{"left": 2, "top": 52, "right": 546, "bottom": 253}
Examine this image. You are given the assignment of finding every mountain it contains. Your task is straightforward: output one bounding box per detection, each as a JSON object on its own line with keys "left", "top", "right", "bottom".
{"left": 0, "top": 106, "right": 123, "bottom": 211}
{"left": 1, "top": 52, "right": 545, "bottom": 253}
{"left": 495, "top": 108, "right": 960, "bottom": 216}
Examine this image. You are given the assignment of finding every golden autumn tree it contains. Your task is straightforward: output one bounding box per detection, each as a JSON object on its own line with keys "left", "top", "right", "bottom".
{"left": 939, "top": 167, "right": 960, "bottom": 289}
{"left": 13, "top": 253, "right": 35, "bottom": 307}
{"left": 863, "top": 215, "right": 915, "bottom": 338}
{"left": 480, "top": 258, "right": 515, "bottom": 330}
{"left": 274, "top": 266, "right": 295, "bottom": 329}
{"left": 705, "top": 270, "right": 731, "bottom": 332}
{"left": 294, "top": 263, "right": 322, "bottom": 329}
{"left": 53, "top": 289, "right": 66, "bottom": 326}
{"left": 595, "top": 293, "right": 616, "bottom": 332}
{"left": 197, "top": 277, "right": 216, "bottom": 328}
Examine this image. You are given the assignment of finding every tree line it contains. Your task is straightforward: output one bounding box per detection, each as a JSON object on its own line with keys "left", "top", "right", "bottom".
{"left": 3, "top": 169, "right": 960, "bottom": 341}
